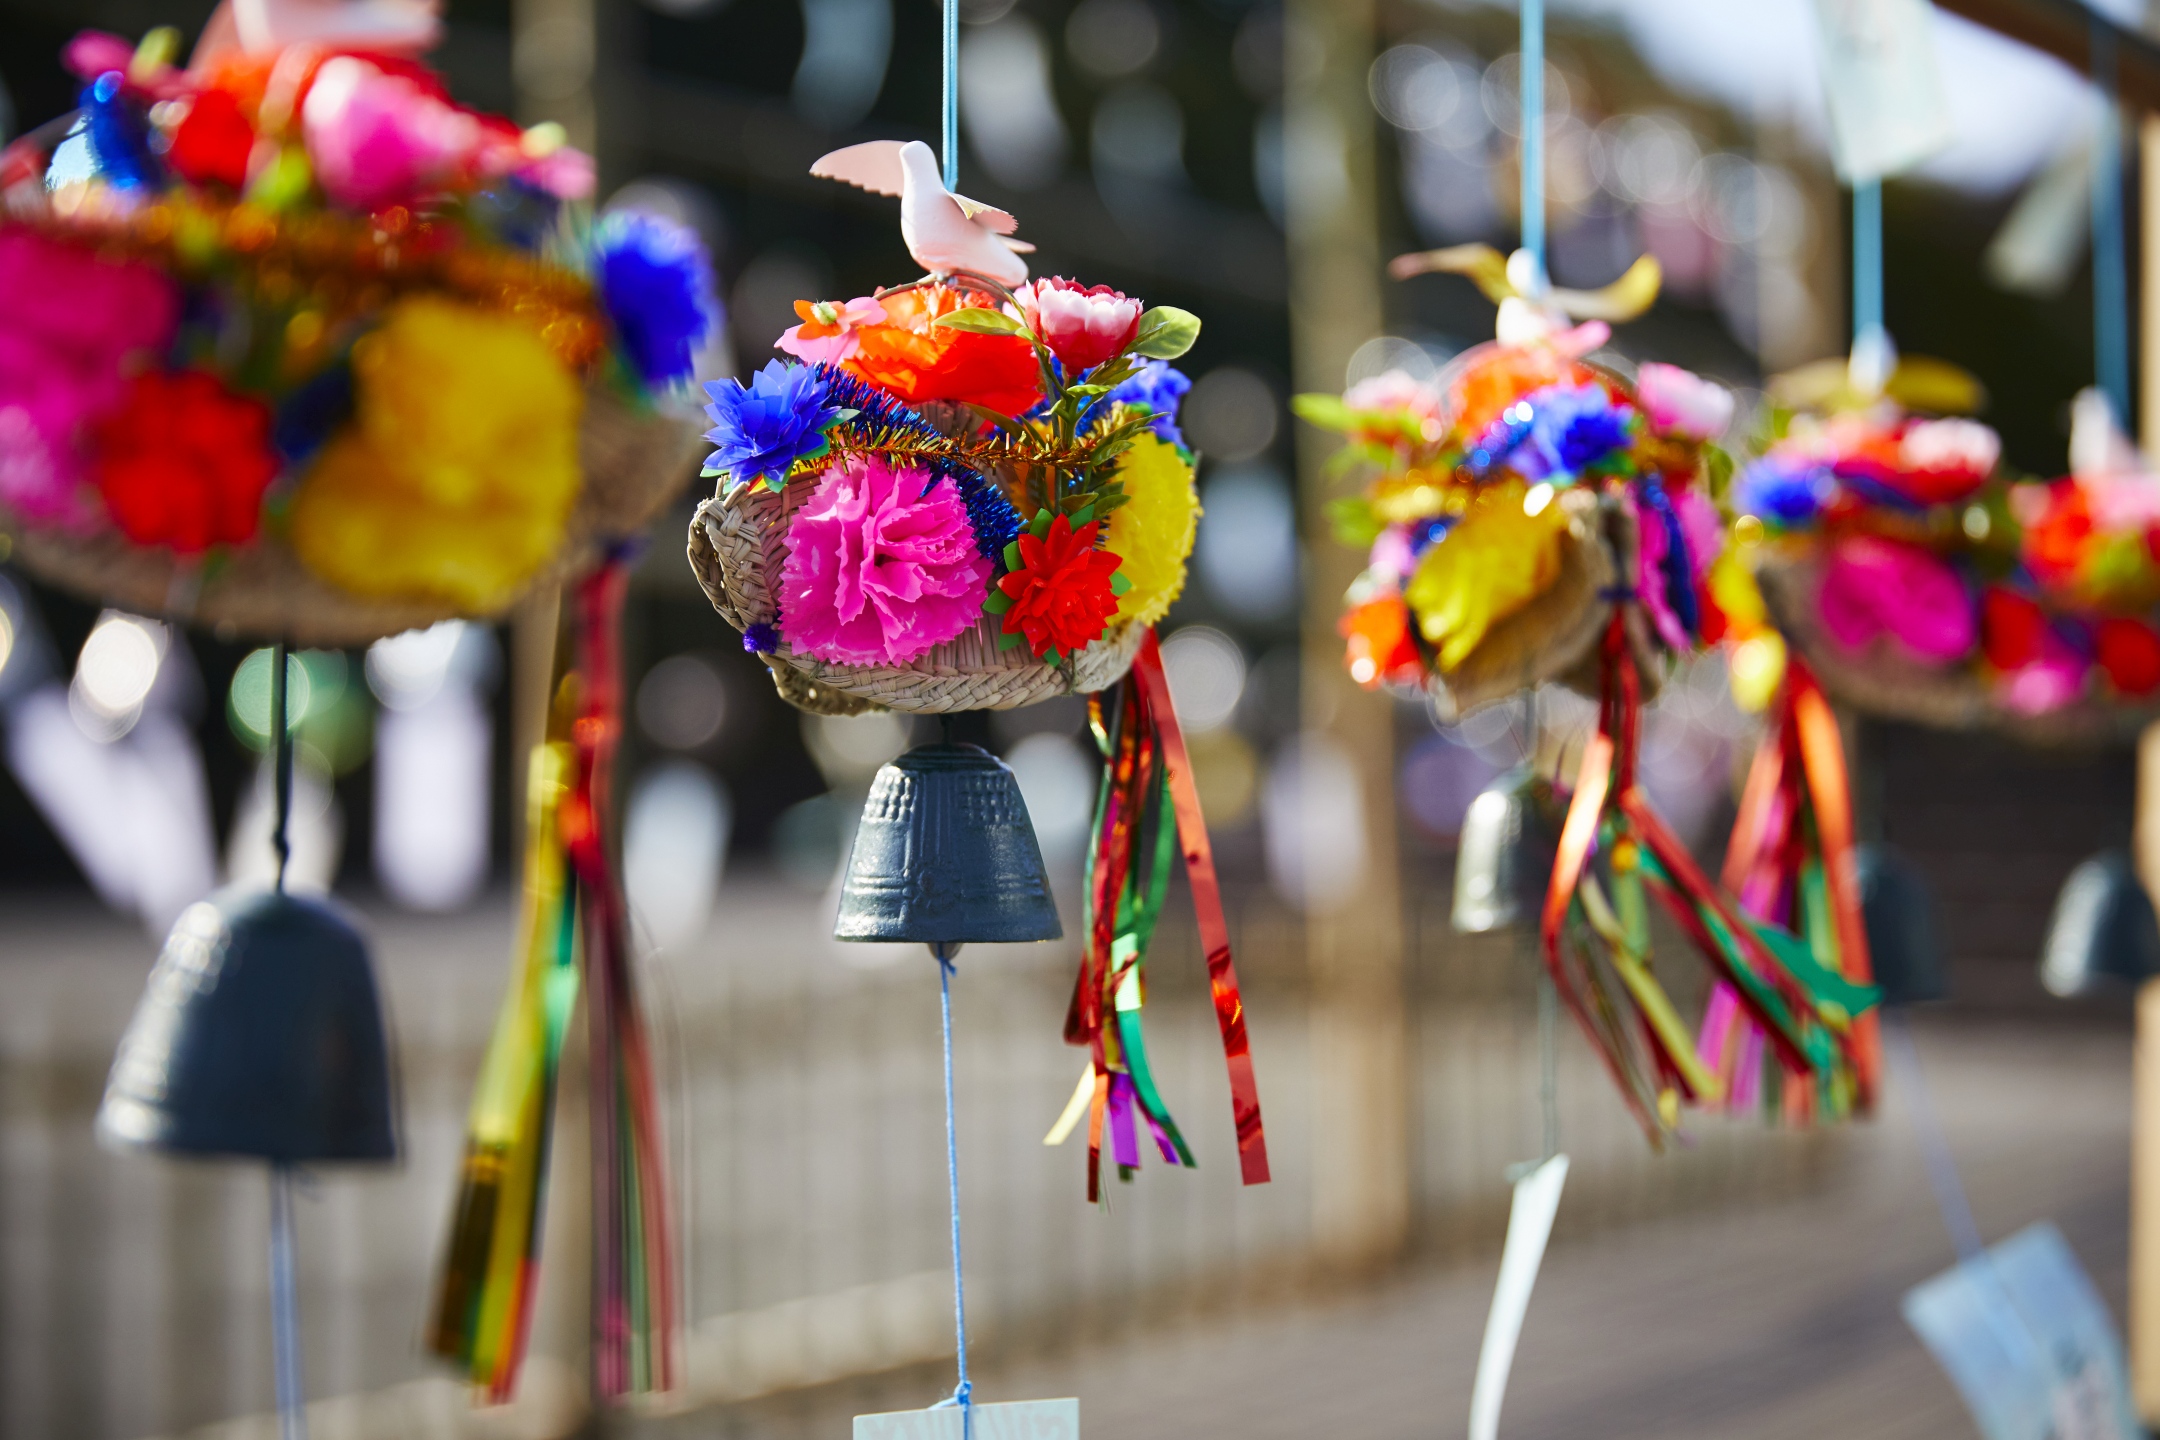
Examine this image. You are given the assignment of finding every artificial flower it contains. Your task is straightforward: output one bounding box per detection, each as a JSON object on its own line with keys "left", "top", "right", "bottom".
{"left": 1016, "top": 277, "right": 1142, "bottom": 372}
{"left": 1367, "top": 524, "right": 1422, "bottom": 586}
{"left": 2098, "top": 617, "right": 2160, "bottom": 696}
{"left": 992, "top": 511, "right": 1125, "bottom": 659}
{"left": 1341, "top": 591, "right": 1421, "bottom": 689}
{"left": 1635, "top": 361, "right": 1733, "bottom": 441}
{"left": 1106, "top": 360, "right": 1192, "bottom": 448}
{"left": 0, "top": 229, "right": 178, "bottom": 526}
{"left": 1104, "top": 433, "right": 1199, "bottom": 627}
{"left": 1633, "top": 484, "right": 1695, "bottom": 653}
{"left": 594, "top": 209, "right": 720, "bottom": 388}
{"left": 777, "top": 453, "right": 990, "bottom": 665}
{"left": 1815, "top": 535, "right": 1974, "bottom": 666}
{"left": 1893, "top": 418, "right": 1998, "bottom": 506}
{"left": 1980, "top": 585, "right": 2048, "bottom": 673}
{"left": 1513, "top": 383, "right": 1634, "bottom": 483}
{"left": 167, "top": 87, "right": 257, "bottom": 189}
{"left": 844, "top": 285, "right": 1042, "bottom": 416}
{"left": 702, "top": 361, "right": 847, "bottom": 491}
{"left": 778, "top": 297, "right": 889, "bottom": 366}
{"left": 92, "top": 370, "right": 278, "bottom": 552}
{"left": 1446, "top": 345, "right": 1594, "bottom": 438}
{"left": 1734, "top": 456, "right": 1832, "bottom": 528}
{"left": 301, "top": 55, "right": 479, "bottom": 211}
{"left": 289, "top": 297, "right": 583, "bottom": 608}
{"left": 1998, "top": 633, "right": 2087, "bottom": 715}
{"left": 1403, "top": 477, "right": 1569, "bottom": 671}
{"left": 1343, "top": 368, "right": 1442, "bottom": 420}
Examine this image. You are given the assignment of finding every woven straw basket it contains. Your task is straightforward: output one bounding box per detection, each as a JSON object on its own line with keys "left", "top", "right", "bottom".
{"left": 1756, "top": 550, "right": 2157, "bottom": 747}
{"left": 689, "top": 477, "right": 1147, "bottom": 716}
{"left": 4, "top": 388, "right": 703, "bottom": 648}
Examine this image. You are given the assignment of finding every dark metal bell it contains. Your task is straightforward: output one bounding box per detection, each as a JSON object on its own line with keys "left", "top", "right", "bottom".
{"left": 1451, "top": 765, "right": 1559, "bottom": 934}
{"left": 97, "top": 887, "right": 399, "bottom": 1163}
{"left": 1855, "top": 844, "right": 1948, "bottom": 1007}
{"left": 2040, "top": 849, "right": 2160, "bottom": 998}
{"left": 835, "top": 742, "right": 1064, "bottom": 945}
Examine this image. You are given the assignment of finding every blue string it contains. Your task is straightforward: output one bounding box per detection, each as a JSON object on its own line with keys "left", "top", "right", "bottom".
{"left": 941, "top": 0, "right": 959, "bottom": 192}
{"left": 1852, "top": 178, "right": 1883, "bottom": 346}
{"left": 270, "top": 1165, "right": 307, "bottom": 1440}
{"left": 2091, "top": 18, "right": 2131, "bottom": 427}
{"left": 1519, "top": 0, "right": 1544, "bottom": 278}
{"left": 930, "top": 946, "right": 973, "bottom": 1439}
{"left": 1882, "top": 1014, "right": 1985, "bottom": 1263}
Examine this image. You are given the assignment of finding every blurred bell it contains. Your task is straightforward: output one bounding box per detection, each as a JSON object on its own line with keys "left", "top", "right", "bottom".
{"left": 2039, "top": 849, "right": 2160, "bottom": 998}
{"left": 835, "top": 742, "right": 1063, "bottom": 945}
{"left": 1856, "top": 844, "right": 1947, "bottom": 1006}
{"left": 97, "top": 887, "right": 399, "bottom": 1163}
{"left": 1451, "top": 765, "right": 1558, "bottom": 934}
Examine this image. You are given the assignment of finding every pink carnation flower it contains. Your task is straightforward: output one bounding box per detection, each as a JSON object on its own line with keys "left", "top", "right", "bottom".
{"left": 0, "top": 230, "right": 178, "bottom": 526}
{"left": 1342, "top": 368, "right": 1440, "bottom": 420}
{"left": 778, "top": 454, "right": 991, "bottom": 665}
{"left": 1817, "top": 535, "right": 1975, "bottom": 666}
{"left": 1636, "top": 361, "right": 1733, "bottom": 441}
{"left": 1998, "top": 634, "right": 2088, "bottom": 716}
{"left": 302, "top": 55, "right": 478, "bottom": 211}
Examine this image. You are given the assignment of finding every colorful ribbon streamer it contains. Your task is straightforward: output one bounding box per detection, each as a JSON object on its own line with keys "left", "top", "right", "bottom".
{"left": 1050, "top": 628, "right": 1268, "bottom": 1196}
{"left": 428, "top": 558, "right": 677, "bottom": 1400}
{"left": 1541, "top": 619, "right": 1879, "bottom": 1142}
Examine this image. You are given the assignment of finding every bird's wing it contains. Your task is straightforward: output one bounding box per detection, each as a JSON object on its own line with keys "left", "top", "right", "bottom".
{"left": 810, "top": 141, "right": 908, "bottom": 197}
{"left": 1000, "top": 237, "right": 1036, "bottom": 254}
{"left": 951, "top": 193, "right": 1020, "bottom": 235}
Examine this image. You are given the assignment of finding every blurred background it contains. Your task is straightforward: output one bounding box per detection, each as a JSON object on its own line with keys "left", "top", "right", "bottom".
{"left": 0, "top": 0, "right": 2148, "bottom": 1436}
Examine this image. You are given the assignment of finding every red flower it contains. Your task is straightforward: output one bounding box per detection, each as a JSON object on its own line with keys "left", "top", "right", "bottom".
{"left": 1015, "top": 277, "right": 1142, "bottom": 372}
{"left": 1339, "top": 594, "right": 1420, "bottom": 688}
{"left": 2098, "top": 617, "right": 2160, "bottom": 696}
{"left": 167, "top": 88, "right": 256, "bottom": 189}
{"left": 843, "top": 286, "right": 1043, "bottom": 416}
{"left": 995, "top": 513, "right": 1124, "bottom": 658}
{"left": 1979, "top": 585, "right": 2048, "bottom": 672}
{"left": 94, "top": 371, "right": 279, "bottom": 553}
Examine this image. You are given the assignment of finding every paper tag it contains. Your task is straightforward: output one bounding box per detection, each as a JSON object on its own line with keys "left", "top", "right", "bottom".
{"left": 856, "top": 1399, "right": 1079, "bottom": 1440}
{"left": 1902, "top": 1223, "right": 2138, "bottom": 1440}
{"left": 1811, "top": 0, "right": 1955, "bottom": 182}
{"left": 1468, "top": 1154, "right": 1569, "bottom": 1440}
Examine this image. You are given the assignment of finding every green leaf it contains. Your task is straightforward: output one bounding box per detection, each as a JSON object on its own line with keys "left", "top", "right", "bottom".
{"left": 1110, "top": 570, "right": 1131, "bottom": 596}
{"left": 700, "top": 462, "right": 727, "bottom": 479}
{"left": 1093, "top": 491, "right": 1131, "bottom": 514}
{"left": 1291, "top": 394, "right": 1356, "bottom": 431}
{"left": 1131, "top": 306, "right": 1201, "bottom": 360}
{"left": 933, "top": 306, "right": 1028, "bottom": 336}
{"left": 1002, "top": 539, "right": 1023, "bottom": 571}
{"left": 1703, "top": 443, "right": 1734, "bottom": 499}
{"left": 1327, "top": 496, "right": 1383, "bottom": 547}
{"left": 1065, "top": 384, "right": 1113, "bottom": 399}
{"left": 997, "top": 630, "right": 1026, "bottom": 652}
{"left": 966, "top": 403, "right": 1025, "bottom": 435}
{"left": 984, "top": 590, "right": 1013, "bottom": 614}
{"left": 1070, "top": 501, "right": 1096, "bottom": 527}
{"left": 1029, "top": 508, "right": 1054, "bottom": 538}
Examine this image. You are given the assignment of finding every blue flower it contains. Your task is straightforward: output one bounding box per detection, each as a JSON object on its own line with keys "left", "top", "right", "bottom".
{"left": 1106, "top": 361, "right": 1192, "bottom": 448}
{"left": 1514, "top": 384, "right": 1635, "bottom": 482}
{"left": 702, "top": 361, "right": 846, "bottom": 491}
{"left": 596, "top": 210, "right": 721, "bottom": 388}
{"left": 1734, "top": 457, "right": 1833, "bottom": 527}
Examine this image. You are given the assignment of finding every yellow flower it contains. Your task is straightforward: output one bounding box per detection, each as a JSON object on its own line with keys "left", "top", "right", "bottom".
{"left": 289, "top": 297, "right": 584, "bottom": 610}
{"left": 1404, "top": 477, "right": 1569, "bottom": 671}
{"left": 1104, "top": 432, "right": 1199, "bottom": 628}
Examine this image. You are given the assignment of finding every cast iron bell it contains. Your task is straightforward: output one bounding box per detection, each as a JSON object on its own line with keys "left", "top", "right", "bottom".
{"left": 1856, "top": 844, "right": 1947, "bottom": 1007}
{"left": 1451, "top": 765, "right": 1560, "bottom": 934}
{"left": 2039, "top": 849, "right": 2160, "bottom": 998}
{"left": 98, "top": 887, "right": 399, "bottom": 1163}
{"left": 835, "top": 742, "right": 1063, "bottom": 945}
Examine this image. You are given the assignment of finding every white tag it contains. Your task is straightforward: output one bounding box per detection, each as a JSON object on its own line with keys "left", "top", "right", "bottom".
{"left": 856, "top": 1399, "right": 1079, "bottom": 1440}
{"left": 1811, "top": 0, "right": 1955, "bottom": 181}
{"left": 1468, "top": 1154, "right": 1569, "bottom": 1440}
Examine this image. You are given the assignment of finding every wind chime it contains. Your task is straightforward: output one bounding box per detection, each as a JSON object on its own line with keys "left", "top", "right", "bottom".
{"left": 678, "top": 0, "right": 1268, "bottom": 1427}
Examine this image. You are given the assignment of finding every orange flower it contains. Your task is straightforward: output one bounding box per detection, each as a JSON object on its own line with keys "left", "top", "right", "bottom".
{"left": 1340, "top": 593, "right": 1422, "bottom": 688}
{"left": 1447, "top": 346, "right": 1600, "bottom": 438}
{"left": 843, "top": 286, "right": 1043, "bottom": 416}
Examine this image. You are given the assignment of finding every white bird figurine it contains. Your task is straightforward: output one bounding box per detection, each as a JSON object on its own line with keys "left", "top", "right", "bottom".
{"left": 810, "top": 139, "right": 1034, "bottom": 289}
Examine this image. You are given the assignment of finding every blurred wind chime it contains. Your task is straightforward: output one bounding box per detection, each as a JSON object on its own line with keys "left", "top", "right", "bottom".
{"left": 1299, "top": 2, "right": 1882, "bottom": 1434}
{"left": 686, "top": 0, "right": 1265, "bottom": 1431}
{"left": 0, "top": 0, "right": 720, "bottom": 1423}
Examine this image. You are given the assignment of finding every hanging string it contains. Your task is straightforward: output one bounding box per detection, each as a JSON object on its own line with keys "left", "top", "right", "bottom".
{"left": 270, "top": 640, "right": 292, "bottom": 894}
{"left": 2091, "top": 17, "right": 2131, "bottom": 425}
{"left": 1882, "top": 1014, "right": 1985, "bottom": 1263}
{"left": 1518, "top": 0, "right": 1545, "bottom": 281}
{"left": 1852, "top": 179, "right": 1883, "bottom": 347}
{"left": 940, "top": 0, "right": 959, "bottom": 191}
{"left": 931, "top": 944, "right": 973, "bottom": 1437}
